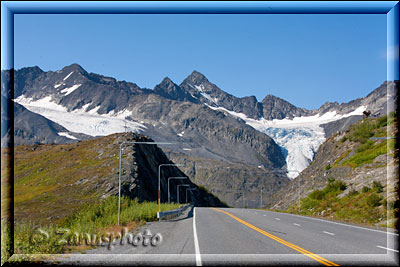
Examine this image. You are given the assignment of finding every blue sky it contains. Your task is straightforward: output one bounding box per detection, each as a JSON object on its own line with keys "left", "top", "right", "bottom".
{"left": 14, "top": 14, "right": 387, "bottom": 109}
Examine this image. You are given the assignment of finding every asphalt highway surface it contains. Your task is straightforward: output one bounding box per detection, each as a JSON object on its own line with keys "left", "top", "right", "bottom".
{"left": 54, "top": 206, "right": 398, "bottom": 266}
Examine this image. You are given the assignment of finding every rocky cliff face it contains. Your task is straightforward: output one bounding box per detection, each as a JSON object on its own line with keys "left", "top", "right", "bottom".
{"left": 117, "top": 133, "right": 226, "bottom": 207}
{"left": 162, "top": 150, "right": 290, "bottom": 208}
{"left": 261, "top": 94, "right": 311, "bottom": 120}
{"left": 180, "top": 71, "right": 264, "bottom": 120}
{"left": 153, "top": 77, "right": 197, "bottom": 102}
{"left": 315, "top": 81, "right": 397, "bottom": 117}
{"left": 127, "top": 93, "right": 286, "bottom": 168}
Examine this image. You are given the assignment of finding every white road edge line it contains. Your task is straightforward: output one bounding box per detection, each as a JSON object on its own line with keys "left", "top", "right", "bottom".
{"left": 323, "top": 231, "right": 335, "bottom": 236}
{"left": 377, "top": 245, "right": 399, "bottom": 253}
{"left": 275, "top": 218, "right": 280, "bottom": 220}
{"left": 273, "top": 211, "right": 399, "bottom": 236}
{"left": 293, "top": 223, "right": 301, "bottom": 226}
{"left": 193, "top": 207, "right": 202, "bottom": 266}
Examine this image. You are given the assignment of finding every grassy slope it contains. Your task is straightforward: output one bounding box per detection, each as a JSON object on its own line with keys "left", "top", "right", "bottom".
{"left": 285, "top": 179, "right": 395, "bottom": 227}
{"left": 12, "top": 134, "right": 121, "bottom": 225}
{"left": 10, "top": 197, "right": 181, "bottom": 256}
{"left": 337, "top": 112, "right": 397, "bottom": 168}
{"left": 2, "top": 134, "right": 183, "bottom": 263}
{"left": 283, "top": 113, "right": 399, "bottom": 228}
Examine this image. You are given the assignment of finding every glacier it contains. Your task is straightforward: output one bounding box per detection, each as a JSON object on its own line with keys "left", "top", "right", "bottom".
{"left": 14, "top": 95, "right": 146, "bottom": 137}
{"left": 207, "top": 105, "right": 366, "bottom": 178}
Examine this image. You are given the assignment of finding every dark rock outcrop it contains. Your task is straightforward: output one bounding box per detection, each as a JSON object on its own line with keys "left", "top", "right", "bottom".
{"left": 115, "top": 133, "right": 227, "bottom": 207}
{"left": 261, "top": 94, "right": 310, "bottom": 120}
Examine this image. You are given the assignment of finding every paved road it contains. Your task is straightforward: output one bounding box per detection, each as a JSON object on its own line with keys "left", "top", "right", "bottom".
{"left": 54, "top": 207, "right": 398, "bottom": 266}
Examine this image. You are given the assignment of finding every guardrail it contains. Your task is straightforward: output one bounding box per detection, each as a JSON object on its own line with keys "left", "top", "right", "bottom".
{"left": 157, "top": 204, "right": 192, "bottom": 220}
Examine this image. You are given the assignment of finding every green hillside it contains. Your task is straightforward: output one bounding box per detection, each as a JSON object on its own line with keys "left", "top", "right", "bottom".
{"left": 277, "top": 112, "right": 398, "bottom": 229}
{"left": 1, "top": 133, "right": 184, "bottom": 263}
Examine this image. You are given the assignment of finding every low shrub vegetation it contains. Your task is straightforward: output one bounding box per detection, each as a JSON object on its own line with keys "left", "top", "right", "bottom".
{"left": 342, "top": 140, "right": 394, "bottom": 168}
{"left": 324, "top": 164, "right": 331, "bottom": 171}
{"left": 285, "top": 179, "right": 390, "bottom": 226}
{"left": 10, "top": 196, "right": 181, "bottom": 256}
{"left": 344, "top": 112, "right": 395, "bottom": 144}
{"left": 372, "top": 181, "right": 384, "bottom": 193}
{"left": 338, "top": 112, "right": 397, "bottom": 168}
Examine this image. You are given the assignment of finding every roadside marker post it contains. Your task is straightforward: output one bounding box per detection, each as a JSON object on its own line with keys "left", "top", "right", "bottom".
{"left": 158, "top": 164, "right": 184, "bottom": 212}
{"left": 168, "top": 177, "right": 188, "bottom": 203}
{"left": 177, "top": 184, "right": 190, "bottom": 204}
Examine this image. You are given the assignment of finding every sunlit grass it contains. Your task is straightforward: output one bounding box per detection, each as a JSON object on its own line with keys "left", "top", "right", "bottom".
{"left": 285, "top": 179, "right": 391, "bottom": 226}
{"left": 8, "top": 197, "right": 182, "bottom": 257}
{"left": 336, "top": 112, "right": 397, "bottom": 168}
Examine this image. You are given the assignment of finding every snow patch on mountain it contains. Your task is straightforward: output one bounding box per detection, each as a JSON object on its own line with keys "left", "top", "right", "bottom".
{"left": 194, "top": 85, "right": 204, "bottom": 92}
{"left": 14, "top": 95, "right": 146, "bottom": 137}
{"left": 207, "top": 104, "right": 366, "bottom": 178}
{"left": 201, "top": 92, "right": 218, "bottom": 104}
{"left": 58, "top": 132, "right": 77, "bottom": 140}
{"left": 60, "top": 84, "right": 81, "bottom": 96}
{"left": 86, "top": 105, "right": 101, "bottom": 115}
{"left": 194, "top": 85, "right": 218, "bottom": 104}
{"left": 63, "top": 71, "right": 74, "bottom": 81}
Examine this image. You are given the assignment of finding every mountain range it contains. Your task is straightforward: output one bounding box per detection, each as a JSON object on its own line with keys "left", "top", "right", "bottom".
{"left": 1, "top": 64, "right": 397, "bottom": 207}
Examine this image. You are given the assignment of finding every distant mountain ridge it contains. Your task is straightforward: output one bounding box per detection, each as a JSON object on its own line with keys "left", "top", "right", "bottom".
{"left": 2, "top": 64, "right": 396, "bottom": 160}
{"left": 1, "top": 64, "right": 397, "bottom": 206}
{"left": 4, "top": 64, "right": 395, "bottom": 121}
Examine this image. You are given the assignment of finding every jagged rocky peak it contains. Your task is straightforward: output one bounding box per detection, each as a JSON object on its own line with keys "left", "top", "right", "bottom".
{"left": 19, "top": 65, "right": 44, "bottom": 75}
{"left": 184, "top": 70, "right": 209, "bottom": 85}
{"left": 50, "top": 63, "right": 90, "bottom": 86}
{"left": 157, "top": 77, "right": 177, "bottom": 90}
{"left": 262, "top": 94, "right": 298, "bottom": 106}
{"left": 262, "top": 94, "right": 279, "bottom": 103}
{"left": 60, "top": 63, "right": 87, "bottom": 75}
{"left": 367, "top": 80, "right": 392, "bottom": 97}
{"left": 154, "top": 77, "right": 176, "bottom": 92}
{"left": 245, "top": 95, "right": 258, "bottom": 101}
{"left": 319, "top": 101, "right": 340, "bottom": 111}
{"left": 11, "top": 66, "right": 45, "bottom": 97}
{"left": 180, "top": 70, "right": 219, "bottom": 96}
{"left": 154, "top": 76, "right": 197, "bottom": 102}
{"left": 180, "top": 70, "right": 264, "bottom": 119}
{"left": 262, "top": 94, "right": 310, "bottom": 120}
{"left": 314, "top": 80, "right": 398, "bottom": 117}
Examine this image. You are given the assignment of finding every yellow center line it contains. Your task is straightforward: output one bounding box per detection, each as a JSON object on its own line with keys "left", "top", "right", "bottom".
{"left": 212, "top": 208, "right": 339, "bottom": 266}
